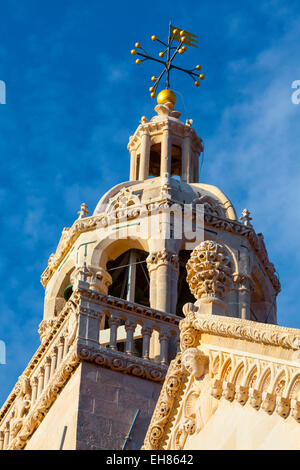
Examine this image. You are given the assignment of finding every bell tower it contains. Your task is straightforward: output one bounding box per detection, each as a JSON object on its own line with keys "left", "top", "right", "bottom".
{"left": 0, "top": 25, "right": 281, "bottom": 451}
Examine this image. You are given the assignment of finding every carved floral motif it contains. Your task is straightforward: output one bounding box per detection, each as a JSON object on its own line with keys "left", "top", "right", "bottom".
{"left": 186, "top": 241, "right": 233, "bottom": 302}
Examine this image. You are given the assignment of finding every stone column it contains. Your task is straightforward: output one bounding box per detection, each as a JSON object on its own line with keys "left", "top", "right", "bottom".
{"left": 4, "top": 423, "right": 9, "bottom": 450}
{"left": 0, "top": 431, "right": 4, "bottom": 451}
{"left": 182, "top": 130, "right": 192, "bottom": 183}
{"left": 50, "top": 347, "right": 58, "bottom": 378}
{"left": 37, "top": 367, "right": 45, "bottom": 398}
{"left": 142, "top": 326, "right": 152, "bottom": 360}
{"left": 31, "top": 376, "right": 38, "bottom": 404}
{"left": 147, "top": 250, "right": 179, "bottom": 314}
{"left": 57, "top": 336, "right": 65, "bottom": 364}
{"left": 125, "top": 321, "right": 136, "bottom": 355}
{"left": 139, "top": 131, "right": 150, "bottom": 180}
{"left": 234, "top": 274, "right": 253, "bottom": 320}
{"left": 44, "top": 356, "right": 51, "bottom": 385}
{"left": 159, "top": 331, "right": 170, "bottom": 365}
{"left": 160, "top": 126, "right": 172, "bottom": 176}
{"left": 109, "top": 315, "right": 121, "bottom": 350}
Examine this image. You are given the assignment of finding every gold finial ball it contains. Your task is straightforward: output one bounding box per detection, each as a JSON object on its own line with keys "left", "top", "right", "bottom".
{"left": 157, "top": 89, "right": 177, "bottom": 105}
{"left": 149, "top": 86, "right": 154, "bottom": 92}
{"left": 200, "top": 74, "right": 205, "bottom": 80}
{"left": 151, "top": 35, "right": 157, "bottom": 41}
{"left": 173, "top": 28, "right": 178, "bottom": 35}
{"left": 159, "top": 52, "right": 164, "bottom": 58}
{"left": 195, "top": 65, "right": 202, "bottom": 70}
{"left": 135, "top": 42, "right": 141, "bottom": 48}
{"left": 182, "top": 45, "right": 187, "bottom": 51}
{"left": 194, "top": 81, "right": 200, "bottom": 87}
{"left": 181, "top": 36, "right": 186, "bottom": 43}
{"left": 151, "top": 92, "right": 156, "bottom": 99}
{"left": 180, "top": 30, "right": 185, "bottom": 36}
{"left": 131, "top": 49, "right": 137, "bottom": 55}
{"left": 178, "top": 48, "right": 184, "bottom": 54}
{"left": 151, "top": 76, "right": 157, "bottom": 82}
{"left": 136, "top": 59, "right": 141, "bottom": 65}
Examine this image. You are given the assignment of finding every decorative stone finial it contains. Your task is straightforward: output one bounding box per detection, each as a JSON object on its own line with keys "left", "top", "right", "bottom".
{"left": 78, "top": 203, "right": 89, "bottom": 219}
{"left": 240, "top": 209, "right": 253, "bottom": 227}
{"left": 186, "top": 240, "right": 233, "bottom": 315}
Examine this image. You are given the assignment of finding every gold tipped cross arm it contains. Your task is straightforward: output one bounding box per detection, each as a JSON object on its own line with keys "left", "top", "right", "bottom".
{"left": 130, "top": 23, "right": 205, "bottom": 100}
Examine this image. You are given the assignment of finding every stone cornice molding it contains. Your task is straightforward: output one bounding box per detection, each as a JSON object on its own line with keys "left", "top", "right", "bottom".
{"left": 77, "top": 342, "right": 167, "bottom": 383}
{"left": 127, "top": 118, "right": 203, "bottom": 154}
{"left": 77, "top": 288, "right": 181, "bottom": 327}
{"left": 182, "top": 309, "right": 300, "bottom": 351}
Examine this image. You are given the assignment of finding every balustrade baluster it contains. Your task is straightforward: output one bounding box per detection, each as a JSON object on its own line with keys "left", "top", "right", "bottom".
{"left": 142, "top": 326, "right": 152, "bottom": 360}
{"left": 159, "top": 331, "right": 170, "bottom": 365}
{"left": 125, "top": 321, "right": 136, "bottom": 355}
{"left": 44, "top": 357, "right": 51, "bottom": 385}
{"left": 50, "top": 347, "right": 58, "bottom": 377}
{"left": 109, "top": 316, "right": 120, "bottom": 350}
{"left": 31, "top": 376, "right": 38, "bottom": 404}
{"left": 4, "top": 423, "right": 9, "bottom": 449}
{"left": 57, "top": 336, "right": 65, "bottom": 364}
{"left": 37, "top": 367, "right": 45, "bottom": 398}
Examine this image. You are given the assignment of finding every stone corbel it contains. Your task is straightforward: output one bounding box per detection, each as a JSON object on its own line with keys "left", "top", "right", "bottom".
{"left": 262, "top": 392, "right": 276, "bottom": 415}
{"left": 276, "top": 396, "right": 290, "bottom": 419}
{"left": 222, "top": 381, "right": 235, "bottom": 402}
{"left": 236, "top": 384, "right": 248, "bottom": 406}
{"left": 291, "top": 399, "right": 300, "bottom": 422}
{"left": 249, "top": 388, "right": 262, "bottom": 410}
{"left": 211, "top": 378, "right": 223, "bottom": 400}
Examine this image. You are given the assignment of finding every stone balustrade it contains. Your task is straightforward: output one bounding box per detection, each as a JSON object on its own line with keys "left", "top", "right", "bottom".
{"left": 0, "top": 284, "right": 180, "bottom": 450}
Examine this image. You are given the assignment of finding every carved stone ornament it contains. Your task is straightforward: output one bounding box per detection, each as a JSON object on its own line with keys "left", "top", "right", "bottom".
{"left": 146, "top": 250, "right": 179, "bottom": 273}
{"left": 181, "top": 348, "right": 208, "bottom": 380}
{"left": 142, "top": 354, "right": 186, "bottom": 450}
{"left": 186, "top": 240, "right": 233, "bottom": 303}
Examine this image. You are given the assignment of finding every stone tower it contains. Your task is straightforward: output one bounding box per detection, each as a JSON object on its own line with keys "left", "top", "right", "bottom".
{"left": 0, "top": 94, "right": 280, "bottom": 450}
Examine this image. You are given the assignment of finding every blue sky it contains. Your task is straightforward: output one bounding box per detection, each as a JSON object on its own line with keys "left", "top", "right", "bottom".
{"left": 1, "top": 0, "right": 300, "bottom": 404}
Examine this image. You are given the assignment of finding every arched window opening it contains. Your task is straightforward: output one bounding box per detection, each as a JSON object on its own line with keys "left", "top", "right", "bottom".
{"left": 176, "top": 250, "right": 195, "bottom": 316}
{"left": 171, "top": 144, "right": 182, "bottom": 179}
{"left": 107, "top": 249, "right": 150, "bottom": 307}
{"left": 149, "top": 143, "right": 161, "bottom": 177}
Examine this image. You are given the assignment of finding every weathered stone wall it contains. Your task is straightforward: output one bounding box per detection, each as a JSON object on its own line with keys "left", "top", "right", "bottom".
{"left": 76, "top": 362, "right": 162, "bottom": 450}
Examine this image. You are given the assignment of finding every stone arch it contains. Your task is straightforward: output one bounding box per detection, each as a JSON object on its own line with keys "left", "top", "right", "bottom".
{"left": 245, "top": 364, "right": 259, "bottom": 388}
{"left": 220, "top": 357, "right": 233, "bottom": 381}
{"left": 286, "top": 373, "right": 300, "bottom": 400}
{"left": 232, "top": 361, "right": 245, "bottom": 386}
{"left": 271, "top": 369, "right": 287, "bottom": 397}
{"left": 257, "top": 367, "right": 272, "bottom": 393}
{"left": 90, "top": 236, "right": 150, "bottom": 270}
{"left": 43, "top": 257, "right": 76, "bottom": 320}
